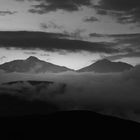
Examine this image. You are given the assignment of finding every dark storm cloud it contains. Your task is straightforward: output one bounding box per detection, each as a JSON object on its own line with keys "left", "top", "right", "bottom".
{"left": 63, "top": 28, "right": 86, "bottom": 40}
{"left": 18, "top": 0, "right": 92, "bottom": 13}
{"left": 98, "top": 0, "right": 140, "bottom": 12}
{"left": 106, "top": 52, "right": 140, "bottom": 61}
{"left": 95, "top": 8, "right": 107, "bottom": 15}
{"left": 90, "top": 33, "right": 140, "bottom": 38}
{"left": 95, "top": 0, "right": 140, "bottom": 24}
{"left": 83, "top": 16, "right": 99, "bottom": 22}
{"left": 90, "top": 33, "right": 140, "bottom": 42}
{"left": 40, "top": 22, "right": 64, "bottom": 30}
{"left": 89, "top": 33, "right": 140, "bottom": 53}
{"left": 0, "top": 31, "right": 118, "bottom": 53}
{"left": 112, "top": 33, "right": 140, "bottom": 52}
{"left": 0, "top": 10, "right": 17, "bottom": 16}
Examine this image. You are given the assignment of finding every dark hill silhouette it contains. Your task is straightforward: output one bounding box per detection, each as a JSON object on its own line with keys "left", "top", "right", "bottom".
{"left": 0, "top": 107, "right": 140, "bottom": 136}
{"left": 78, "top": 59, "right": 133, "bottom": 73}
{"left": 0, "top": 56, "right": 73, "bottom": 73}
{"left": 0, "top": 88, "right": 139, "bottom": 135}
{"left": 0, "top": 94, "right": 58, "bottom": 116}
{"left": 0, "top": 93, "right": 139, "bottom": 127}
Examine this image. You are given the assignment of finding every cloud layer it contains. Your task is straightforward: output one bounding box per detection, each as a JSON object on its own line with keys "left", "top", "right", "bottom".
{"left": 0, "top": 31, "right": 118, "bottom": 53}
{"left": 0, "top": 10, "right": 17, "bottom": 16}
{"left": 95, "top": 0, "right": 140, "bottom": 24}
{"left": 83, "top": 16, "right": 99, "bottom": 22}
{"left": 0, "top": 66, "right": 140, "bottom": 122}
{"left": 89, "top": 33, "right": 140, "bottom": 56}
{"left": 17, "top": 0, "right": 92, "bottom": 13}
{"left": 16, "top": 0, "right": 140, "bottom": 25}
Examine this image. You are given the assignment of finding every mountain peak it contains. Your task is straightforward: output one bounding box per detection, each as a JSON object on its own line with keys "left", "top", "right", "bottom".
{"left": 78, "top": 59, "right": 133, "bottom": 73}
{"left": 26, "top": 56, "right": 39, "bottom": 61}
{"left": 0, "top": 56, "right": 72, "bottom": 73}
{"left": 95, "top": 59, "right": 111, "bottom": 63}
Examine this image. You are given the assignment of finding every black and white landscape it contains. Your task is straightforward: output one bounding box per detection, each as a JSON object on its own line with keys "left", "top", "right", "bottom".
{"left": 0, "top": 56, "right": 140, "bottom": 124}
{"left": 0, "top": 0, "right": 140, "bottom": 130}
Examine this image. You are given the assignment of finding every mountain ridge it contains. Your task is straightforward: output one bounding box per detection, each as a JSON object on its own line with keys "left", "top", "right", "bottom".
{"left": 78, "top": 59, "right": 133, "bottom": 73}
{"left": 0, "top": 56, "right": 73, "bottom": 73}
{"left": 0, "top": 57, "right": 134, "bottom": 73}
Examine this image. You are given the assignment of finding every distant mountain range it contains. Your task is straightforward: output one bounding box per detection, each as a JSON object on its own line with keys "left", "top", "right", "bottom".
{"left": 0, "top": 56, "right": 72, "bottom": 73}
{"left": 78, "top": 59, "right": 133, "bottom": 73}
{"left": 0, "top": 57, "right": 134, "bottom": 73}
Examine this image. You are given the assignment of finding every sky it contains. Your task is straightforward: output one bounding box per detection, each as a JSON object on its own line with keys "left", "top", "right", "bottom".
{"left": 0, "top": 0, "right": 140, "bottom": 69}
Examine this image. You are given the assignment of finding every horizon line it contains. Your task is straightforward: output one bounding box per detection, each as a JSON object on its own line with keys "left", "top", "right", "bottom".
{"left": 0, "top": 56, "right": 136, "bottom": 71}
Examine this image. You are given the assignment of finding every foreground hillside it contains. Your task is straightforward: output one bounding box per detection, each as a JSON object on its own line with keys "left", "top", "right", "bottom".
{"left": 0, "top": 93, "right": 139, "bottom": 129}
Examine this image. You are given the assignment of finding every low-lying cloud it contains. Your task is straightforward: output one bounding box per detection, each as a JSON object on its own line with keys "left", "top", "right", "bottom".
{"left": 0, "top": 66, "right": 140, "bottom": 122}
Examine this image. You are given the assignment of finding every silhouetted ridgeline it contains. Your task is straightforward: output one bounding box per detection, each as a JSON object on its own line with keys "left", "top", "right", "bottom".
{"left": 0, "top": 56, "right": 72, "bottom": 73}
{"left": 0, "top": 56, "right": 134, "bottom": 73}
{"left": 0, "top": 81, "right": 140, "bottom": 136}
{"left": 78, "top": 59, "right": 133, "bottom": 73}
{"left": 0, "top": 105, "right": 140, "bottom": 136}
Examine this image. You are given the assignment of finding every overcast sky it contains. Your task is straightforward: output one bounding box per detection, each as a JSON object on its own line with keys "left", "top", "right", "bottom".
{"left": 0, "top": 0, "right": 140, "bottom": 69}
